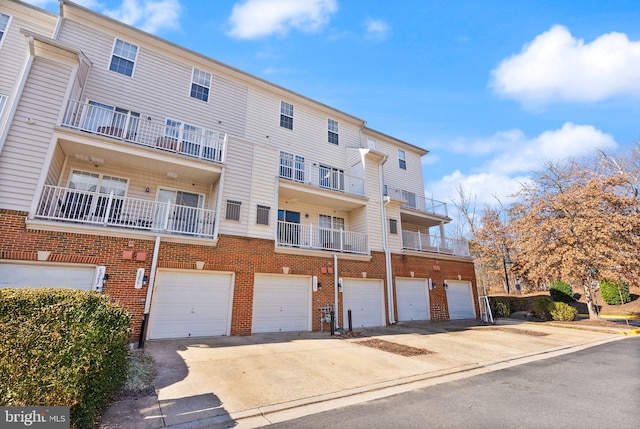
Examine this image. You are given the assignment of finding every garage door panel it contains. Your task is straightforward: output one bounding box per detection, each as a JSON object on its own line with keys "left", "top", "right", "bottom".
{"left": 0, "top": 263, "right": 94, "bottom": 291}
{"left": 342, "top": 279, "right": 384, "bottom": 328}
{"left": 148, "top": 271, "right": 233, "bottom": 340}
{"left": 396, "top": 278, "right": 429, "bottom": 322}
{"left": 252, "top": 275, "right": 310, "bottom": 333}
{"left": 446, "top": 281, "right": 475, "bottom": 320}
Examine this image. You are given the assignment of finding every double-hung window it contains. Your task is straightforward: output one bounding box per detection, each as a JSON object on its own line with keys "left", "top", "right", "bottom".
{"left": 328, "top": 119, "right": 339, "bottom": 145}
{"left": 398, "top": 149, "right": 407, "bottom": 170}
{"left": 190, "top": 68, "right": 211, "bottom": 102}
{"left": 280, "top": 101, "right": 294, "bottom": 130}
{"left": 0, "top": 13, "right": 11, "bottom": 47}
{"left": 319, "top": 215, "right": 345, "bottom": 250}
{"left": 109, "top": 39, "right": 138, "bottom": 77}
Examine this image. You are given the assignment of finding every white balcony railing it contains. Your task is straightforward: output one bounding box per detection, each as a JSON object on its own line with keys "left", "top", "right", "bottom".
{"left": 402, "top": 230, "right": 470, "bottom": 257}
{"left": 386, "top": 187, "right": 448, "bottom": 217}
{"left": 278, "top": 154, "right": 365, "bottom": 197}
{"left": 276, "top": 221, "right": 368, "bottom": 254}
{"left": 35, "top": 185, "right": 216, "bottom": 238}
{"left": 61, "top": 100, "right": 227, "bottom": 163}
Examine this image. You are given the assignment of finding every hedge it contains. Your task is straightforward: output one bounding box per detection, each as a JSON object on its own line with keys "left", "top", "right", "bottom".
{"left": 600, "top": 279, "right": 631, "bottom": 305}
{"left": 0, "top": 288, "right": 131, "bottom": 429}
{"left": 549, "top": 302, "right": 578, "bottom": 321}
{"left": 550, "top": 280, "right": 574, "bottom": 303}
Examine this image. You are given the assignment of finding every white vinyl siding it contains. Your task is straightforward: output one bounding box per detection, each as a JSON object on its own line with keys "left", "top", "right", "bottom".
{"left": 246, "top": 144, "right": 278, "bottom": 239}
{"left": 0, "top": 5, "right": 56, "bottom": 101}
{"left": 0, "top": 57, "right": 73, "bottom": 211}
{"left": 56, "top": 20, "right": 249, "bottom": 139}
{"left": 219, "top": 137, "right": 253, "bottom": 236}
{"left": 109, "top": 38, "right": 138, "bottom": 77}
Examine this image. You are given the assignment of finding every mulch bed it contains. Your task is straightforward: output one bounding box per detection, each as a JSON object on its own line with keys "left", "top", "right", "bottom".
{"left": 354, "top": 338, "right": 433, "bottom": 357}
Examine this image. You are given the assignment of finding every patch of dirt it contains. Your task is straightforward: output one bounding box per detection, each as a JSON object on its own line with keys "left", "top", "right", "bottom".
{"left": 355, "top": 339, "right": 433, "bottom": 357}
{"left": 551, "top": 319, "right": 631, "bottom": 329}
{"left": 113, "top": 350, "right": 157, "bottom": 401}
{"left": 335, "top": 330, "right": 368, "bottom": 338}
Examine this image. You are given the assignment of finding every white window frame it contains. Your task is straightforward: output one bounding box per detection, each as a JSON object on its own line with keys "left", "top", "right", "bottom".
{"left": 0, "top": 94, "right": 7, "bottom": 117}
{"left": 109, "top": 38, "right": 139, "bottom": 77}
{"left": 190, "top": 67, "right": 211, "bottom": 102}
{"left": 398, "top": 149, "right": 407, "bottom": 170}
{"left": 280, "top": 101, "right": 294, "bottom": 130}
{"left": 328, "top": 118, "right": 339, "bottom": 145}
{"left": 0, "top": 13, "right": 11, "bottom": 49}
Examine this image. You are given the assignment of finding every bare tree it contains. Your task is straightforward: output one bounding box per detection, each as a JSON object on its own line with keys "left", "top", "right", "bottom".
{"left": 511, "top": 159, "right": 640, "bottom": 319}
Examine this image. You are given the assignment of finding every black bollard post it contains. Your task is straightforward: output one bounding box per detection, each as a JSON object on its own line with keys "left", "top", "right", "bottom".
{"left": 330, "top": 310, "right": 335, "bottom": 336}
{"left": 348, "top": 309, "right": 352, "bottom": 332}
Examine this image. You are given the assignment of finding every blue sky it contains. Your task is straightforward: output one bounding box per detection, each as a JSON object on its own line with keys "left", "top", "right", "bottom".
{"left": 26, "top": 0, "right": 640, "bottom": 213}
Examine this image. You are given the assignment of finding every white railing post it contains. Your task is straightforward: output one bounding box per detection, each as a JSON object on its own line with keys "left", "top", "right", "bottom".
{"left": 103, "top": 191, "right": 114, "bottom": 225}
{"left": 309, "top": 223, "right": 314, "bottom": 248}
{"left": 163, "top": 200, "right": 171, "bottom": 231}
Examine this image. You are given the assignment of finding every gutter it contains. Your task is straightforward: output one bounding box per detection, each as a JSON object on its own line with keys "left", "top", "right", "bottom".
{"left": 379, "top": 158, "right": 395, "bottom": 324}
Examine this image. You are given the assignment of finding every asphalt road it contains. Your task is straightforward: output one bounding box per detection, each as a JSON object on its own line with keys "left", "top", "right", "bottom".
{"left": 266, "top": 336, "right": 640, "bottom": 429}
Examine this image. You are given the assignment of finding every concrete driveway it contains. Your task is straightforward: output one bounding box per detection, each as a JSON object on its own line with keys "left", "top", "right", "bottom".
{"left": 99, "top": 320, "right": 628, "bottom": 429}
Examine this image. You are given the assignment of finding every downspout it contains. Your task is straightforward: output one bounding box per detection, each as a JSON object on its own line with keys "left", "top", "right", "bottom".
{"left": 0, "top": 37, "right": 35, "bottom": 155}
{"left": 379, "top": 159, "right": 395, "bottom": 324}
{"left": 334, "top": 253, "right": 339, "bottom": 329}
{"left": 139, "top": 235, "right": 161, "bottom": 348}
{"left": 212, "top": 167, "right": 226, "bottom": 241}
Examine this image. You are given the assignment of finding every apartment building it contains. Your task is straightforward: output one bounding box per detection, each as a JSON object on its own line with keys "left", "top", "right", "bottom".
{"left": 0, "top": 0, "right": 477, "bottom": 341}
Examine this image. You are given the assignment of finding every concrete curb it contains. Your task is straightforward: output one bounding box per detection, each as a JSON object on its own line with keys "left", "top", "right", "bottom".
{"left": 164, "top": 335, "right": 629, "bottom": 429}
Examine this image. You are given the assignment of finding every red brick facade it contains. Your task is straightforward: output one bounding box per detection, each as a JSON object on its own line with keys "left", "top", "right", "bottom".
{"left": 1, "top": 209, "right": 477, "bottom": 339}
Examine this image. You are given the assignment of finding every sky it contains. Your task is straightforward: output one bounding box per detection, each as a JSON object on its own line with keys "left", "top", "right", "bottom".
{"left": 24, "top": 0, "right": 640, "bottom": 217}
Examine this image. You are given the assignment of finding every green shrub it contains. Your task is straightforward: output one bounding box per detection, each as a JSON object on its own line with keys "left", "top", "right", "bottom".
{"left": 600, "top": 279, "right": 631, "bottom": 305}
{"left": 0, "top": 288, "right": 131, "bottom": 429}
{"left": 490, "top": 300, "right": 511, "bottom": 318}
{"left": 549, "top": 302, "right": 578, "bottom": 321}
{"left": 550, "top": 280, "right": 574, "bottom": 303}
{"left": 533, "top": 297, "right": 553, "bottom": 320}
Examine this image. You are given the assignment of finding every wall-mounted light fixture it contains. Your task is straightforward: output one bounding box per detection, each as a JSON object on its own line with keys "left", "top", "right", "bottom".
{"left": 338, "top": 277, "right": 343, "bottom": 293}
{"left": 444, "top": 280, "right": 448, "bottom": 290}
{"left": 102, "top": 274, "right": 109, "bottom": 287}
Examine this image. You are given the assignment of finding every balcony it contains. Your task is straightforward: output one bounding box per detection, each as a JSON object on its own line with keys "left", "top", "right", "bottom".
{"left": 61, "top": 100, "right": 227, "bottom": 163}
{"left": 35, "top": 185, "right": 216, "bottom": 238}
{"left": 386, "top": 187, "right": 448, "bottom": 217}
{"left": 276, "top": 221, "right": 368, "bottom": 255}
{"left": 278, "top": 154, "right": 365, "bottom": 197}
{"left": 402, "top": 230, "right": 470, "bottom": 257}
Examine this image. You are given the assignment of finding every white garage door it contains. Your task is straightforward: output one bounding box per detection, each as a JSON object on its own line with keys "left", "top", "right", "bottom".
{"left": 446, "top": 280, "right": 476, "bottom": 319}
{"left": 148, "top": 270, "right": 233, "bottom": 340}
{"left": 252, "top": 275, "right": 311, "bottom": 333}
{"left": 342, "top": 279, "right": 385, "bottom": 328}
{"left": 0, "top": 262, "right": 95, "bottom": 290}
{"left": 396, "top": 278, "right": 430, "bottom": 322}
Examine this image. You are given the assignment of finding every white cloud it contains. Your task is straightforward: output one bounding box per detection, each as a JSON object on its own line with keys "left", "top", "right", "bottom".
{"left": 364, "top": 18, "right": 389, "bottom": 40}
{"left": 104, "top": 0, "right": 181, "bottom": 33}
{"left": 491, "top": 25, "right": 640, "bottom": 107}
{"left": 227, "top": 0, "right": 338, "bottom": 39}
{"left": 429, "top": 122, "right": 618, "bottom": 208}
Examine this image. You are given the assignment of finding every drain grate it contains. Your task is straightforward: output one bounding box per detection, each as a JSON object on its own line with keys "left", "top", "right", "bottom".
{"left": 355, "top": 339, "right": 433, "bottom": 356}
